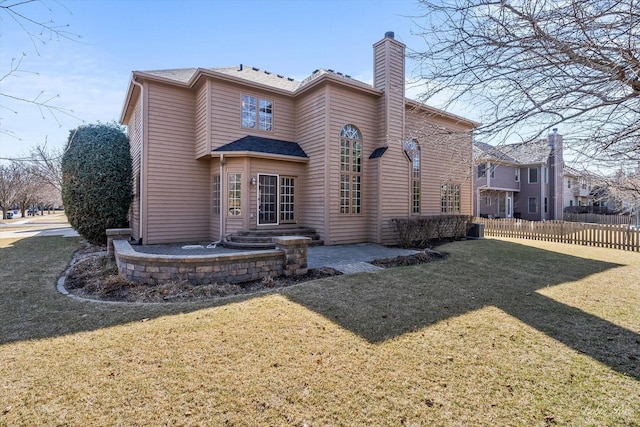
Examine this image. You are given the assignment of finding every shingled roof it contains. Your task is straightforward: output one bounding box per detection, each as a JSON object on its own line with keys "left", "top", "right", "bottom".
{"left": 474, "top": 139, "right": 552, "bottom": 165}
{"left": 139, "top": 66, "right": 375, "bottom": 93}
{"left": 212, "top": 136, "right": 308, "bottom": 159}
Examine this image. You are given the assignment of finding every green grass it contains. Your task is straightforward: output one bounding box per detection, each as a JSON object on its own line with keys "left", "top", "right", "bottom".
{"left": 1, "top": 234, "right": 638, "bottom": 426}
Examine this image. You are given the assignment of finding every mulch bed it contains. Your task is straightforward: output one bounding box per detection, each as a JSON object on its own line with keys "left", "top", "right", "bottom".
{"left": 63, "top": 245, "right": 446, "bottom": 303}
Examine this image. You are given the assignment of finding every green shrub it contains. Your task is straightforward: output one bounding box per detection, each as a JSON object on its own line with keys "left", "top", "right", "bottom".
{"left": 391, "top": 215, "right": 473, "bottom": 248}
{"left": 61, "top": 123, "right": 133, "bottom": 244}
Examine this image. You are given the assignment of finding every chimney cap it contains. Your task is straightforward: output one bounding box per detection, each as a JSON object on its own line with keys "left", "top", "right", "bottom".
{"left": 385, "top": 31, "right": 395, "bottom": 39}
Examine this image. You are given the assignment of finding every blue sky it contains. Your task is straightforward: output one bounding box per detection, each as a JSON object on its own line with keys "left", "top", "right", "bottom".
{"left": 1, "top": 0, "right": 461, "bottom": 161}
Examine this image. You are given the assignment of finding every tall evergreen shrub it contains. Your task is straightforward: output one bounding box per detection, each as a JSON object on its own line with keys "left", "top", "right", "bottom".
{"left": 62, "top": 123, "right": 133, "bottom": 244}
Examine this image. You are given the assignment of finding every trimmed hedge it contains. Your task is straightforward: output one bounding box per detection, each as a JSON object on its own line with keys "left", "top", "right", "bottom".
{"left": 391, "top": 215, "right": 473, "bottom": 248}
{"left": 61, "top": 123, "right": 133, "bottom": 244}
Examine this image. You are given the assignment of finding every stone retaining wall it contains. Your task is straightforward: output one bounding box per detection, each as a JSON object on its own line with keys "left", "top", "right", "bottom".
{"left": 109, "top": 230, "right": 310, "bottom": 285}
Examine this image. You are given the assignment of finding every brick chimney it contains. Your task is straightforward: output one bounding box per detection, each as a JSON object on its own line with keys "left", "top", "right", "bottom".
{"left": 373, "top": 31, "right": 406, "bottom": 146}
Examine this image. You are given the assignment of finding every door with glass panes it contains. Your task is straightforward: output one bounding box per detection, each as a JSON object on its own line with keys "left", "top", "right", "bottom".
{"left": 257, "top": 174, "right": 295, "bottom": 226}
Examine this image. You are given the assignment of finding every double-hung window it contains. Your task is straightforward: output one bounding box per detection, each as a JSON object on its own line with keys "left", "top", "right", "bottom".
{"left": 441, "top": 184, "right": 461, "bottom": 213}
{"left": 242, "top": 95, "right": 272, "bottom": 131}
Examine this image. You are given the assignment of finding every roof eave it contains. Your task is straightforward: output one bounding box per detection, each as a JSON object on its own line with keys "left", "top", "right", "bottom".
{"left": 119, "top": 72, "right": 141, "bottom": 124}
{"left": 294, "top": 73, "right": 382, "bottom": 97}
{"left": 210, "top": 151, "right": 309, "bottom": 163}
{"left": 405, "top": 98, "right": 479, "bottom": 128}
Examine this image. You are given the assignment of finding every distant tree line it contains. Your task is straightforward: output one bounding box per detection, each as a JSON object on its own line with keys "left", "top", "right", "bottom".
{"left": 0, "top": 146, "right": 62, "bottom": 220}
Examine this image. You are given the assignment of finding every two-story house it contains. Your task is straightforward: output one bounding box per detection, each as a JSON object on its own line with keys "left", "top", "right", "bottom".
{"left": 563, "top": 166, "right": 594, "bottom": 212}
{"left": 119, "top": 32, "right": 477, "bottom": 246}
{"left": 474, "top": 130, "right": 564, "bottom": 221}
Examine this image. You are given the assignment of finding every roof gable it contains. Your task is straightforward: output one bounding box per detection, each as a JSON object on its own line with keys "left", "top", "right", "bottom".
{"left": 474, "top": 140, "right": 551, "bottom": 165}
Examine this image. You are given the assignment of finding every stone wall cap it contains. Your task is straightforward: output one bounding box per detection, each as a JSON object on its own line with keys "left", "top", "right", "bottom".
{"left": 273, "top": 236, "right": 312, "bottom": 244}
{"left": 106, "top": 228, "right": 133, "bottom": 236}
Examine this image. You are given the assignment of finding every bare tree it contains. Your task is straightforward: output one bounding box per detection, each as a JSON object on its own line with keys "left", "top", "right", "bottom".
{"left": 27, "top": 141, "right": 63, "bottom": 193}
{"left": 0, "top": 0, "right": 80, "bottom": 140}
{"left": 0, "top": 163, "right": 20, "bottom": 219}
{"left": 410, "top": 0, "right": 640, "bottom": 164}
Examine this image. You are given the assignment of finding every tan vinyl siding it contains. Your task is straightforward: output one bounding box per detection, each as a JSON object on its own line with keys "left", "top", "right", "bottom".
{"left": 326, "top": 85, "right": 380, "bottom": 244}
{"left": 194, "top": 81, "right": 208, "bottom": 158}
{"left": 248, "top": 158, "right": 305, "bottom": 229}
{"left": 145, "top": 82, "right": 210, "bottom": 244}
{"left": 127, "top": 98, "right": 143, "bottom": 241}
{"left": 295, "top": 87, "right": 328, "bottom": 240}
{"left": 209, "top": 80, "right": 297, "bottom": 149}
{"left": 406, "top": 107, "right": 474, "bottom": 217}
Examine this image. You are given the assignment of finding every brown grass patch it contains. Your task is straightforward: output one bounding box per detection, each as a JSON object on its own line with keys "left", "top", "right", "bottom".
{"left": 1, "top": 235, "right": 638, "bottom": 426}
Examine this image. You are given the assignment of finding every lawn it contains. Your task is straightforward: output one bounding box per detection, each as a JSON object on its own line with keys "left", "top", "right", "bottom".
{"left": 1, "top": 234, "right": 638, "bottom": 426}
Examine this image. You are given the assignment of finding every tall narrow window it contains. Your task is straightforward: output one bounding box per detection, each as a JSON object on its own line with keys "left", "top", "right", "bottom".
{"left": 441, "top": 184, "right": 461, "bottom": 213}
{"left": 228, "top": 173, "right": 242, "bottom": 216}
{"left": 404, "top": 139, "right": 421, "bottom": 214}
{"left": 212, "top": 175, "right": 221, "bottom": 215}
{"left": 259, "top": 99, "right": 272, "bottom": 131}
{"left": 280, "top": 177, "right": 295, "bottom": 222}
{"left": 489, "top": 163, "right": 495, "bottom": 178}
{"left": 529, "top": 167, "right": 538, "bottom": 184}
{"left": 241, "top": 95, "right": 256, "bottom": 128}
{"left": 340, "top": 124, "right": 362, "bottom": 214}
{"left": 478, "top": 163, "right": 487, "bottom": 178}
{"left": 528, "top": 197, "right": 537, "bottom": 213}
{"left": 515, "top": 169, "right": 520, "bottom": 182}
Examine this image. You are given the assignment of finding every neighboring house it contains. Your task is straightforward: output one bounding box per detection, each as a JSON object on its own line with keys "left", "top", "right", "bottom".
{"left": 119, "top": 32, "right": 477, "bottom": 245}
{"left": 563, "top": 166, "right": 595, "bottom": 211}
{"left": 473, "top": 130, "right": 564, "bottom": 221}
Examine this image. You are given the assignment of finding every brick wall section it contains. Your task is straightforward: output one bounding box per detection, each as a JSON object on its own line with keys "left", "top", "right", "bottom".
{"left": 111, "top": 235, "right": 310, "bottom": 285}
{"left": 274, "top": 236, "right": 311, "bottom": 276}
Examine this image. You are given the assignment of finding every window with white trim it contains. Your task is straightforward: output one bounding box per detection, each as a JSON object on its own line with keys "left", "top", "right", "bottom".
{"left": 212, "top": 175, "right": 221, "bottom": 215}
{"left": 528, "top": 167, "right": 538, "bottom": 184}
{"left": 515, "top": 169, "right": 520, "bottom": 182}
{"left": 528, "top": 197, "right": 537, "bottom": 213}
{"left": 228, "top": 173, "right": 242, "bottom": 216}
{"left": 280, "top": 177, "right": 295, "bottom": 222}
{"left": 404, "top": 139, "right": 421, "bottom": 214}
{"left": 340, "top": 124, "right": 362, "bottom": 214}
{"left": 242, "top": 95, "right": 272, "bottom": 131}
{"left": 441, "top": 184, "right": 461, "bottom": 213}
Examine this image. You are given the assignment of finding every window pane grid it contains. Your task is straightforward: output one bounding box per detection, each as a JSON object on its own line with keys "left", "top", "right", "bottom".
{"left": 242, "top": 95, "right": 272, "bottom": 131}
{"left": 228, "top": 173, "right": 242, "bottom": 216}
{"left": 441, "top": 183, "right": 461, "bottom": 213}
{"left": 340, "top": 125, "right": 362, "bottom": 215}
{"left": 280, "top": 177, "right": 295, "bottom": 222}
{"left": 212, "top": 175, "right": 220, "bottom": 215}
{"left": 259, "top": 99, "right": 272, "bottom": 131}
{"left": 241, "top": 95, "right": 256, "bottom": 129}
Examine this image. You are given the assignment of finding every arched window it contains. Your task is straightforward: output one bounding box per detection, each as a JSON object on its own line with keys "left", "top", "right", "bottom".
{"left": 340, "top": 124, "right": 362, "bottom": 214}
{"left": 404, "top": 139, "right": 420, "bottom": 214}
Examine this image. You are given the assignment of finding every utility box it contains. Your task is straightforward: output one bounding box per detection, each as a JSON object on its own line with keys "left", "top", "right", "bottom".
{"left": 467, "top": 223, "right": 485, "bottom": 239}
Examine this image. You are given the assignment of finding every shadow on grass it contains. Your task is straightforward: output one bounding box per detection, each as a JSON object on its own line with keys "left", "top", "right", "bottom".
{"left": 282, "top": 239, "right": 640, "bottom": 381}
{"left": 0, "top": 235, "right": 259, "bottom": 346}
{"left": 2, "top": 236, "right": 638, "bottom": 381}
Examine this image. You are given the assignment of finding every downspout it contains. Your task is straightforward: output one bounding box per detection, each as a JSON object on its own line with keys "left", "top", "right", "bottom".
{"left": 131, "top": 78, "right": 144, "bottom": 243}
{"left": 540, "top": 164, "right": 546, "bottom": 221}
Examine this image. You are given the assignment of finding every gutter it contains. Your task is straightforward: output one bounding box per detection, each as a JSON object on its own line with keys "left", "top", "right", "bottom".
{"left": 131, "top": 77, "right": 144, "bottom": 243}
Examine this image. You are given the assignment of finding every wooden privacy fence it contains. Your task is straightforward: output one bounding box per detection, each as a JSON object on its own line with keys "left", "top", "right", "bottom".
{"left": 475, "top": 218, "right": 640, "bottom": 252}
{"left": 563, "top": 213, "right": 634, "bottom": 225}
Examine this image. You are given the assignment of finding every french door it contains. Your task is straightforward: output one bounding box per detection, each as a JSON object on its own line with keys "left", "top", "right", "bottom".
{"left": 258, "top": 174, "right": 278, "bottom": 225}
